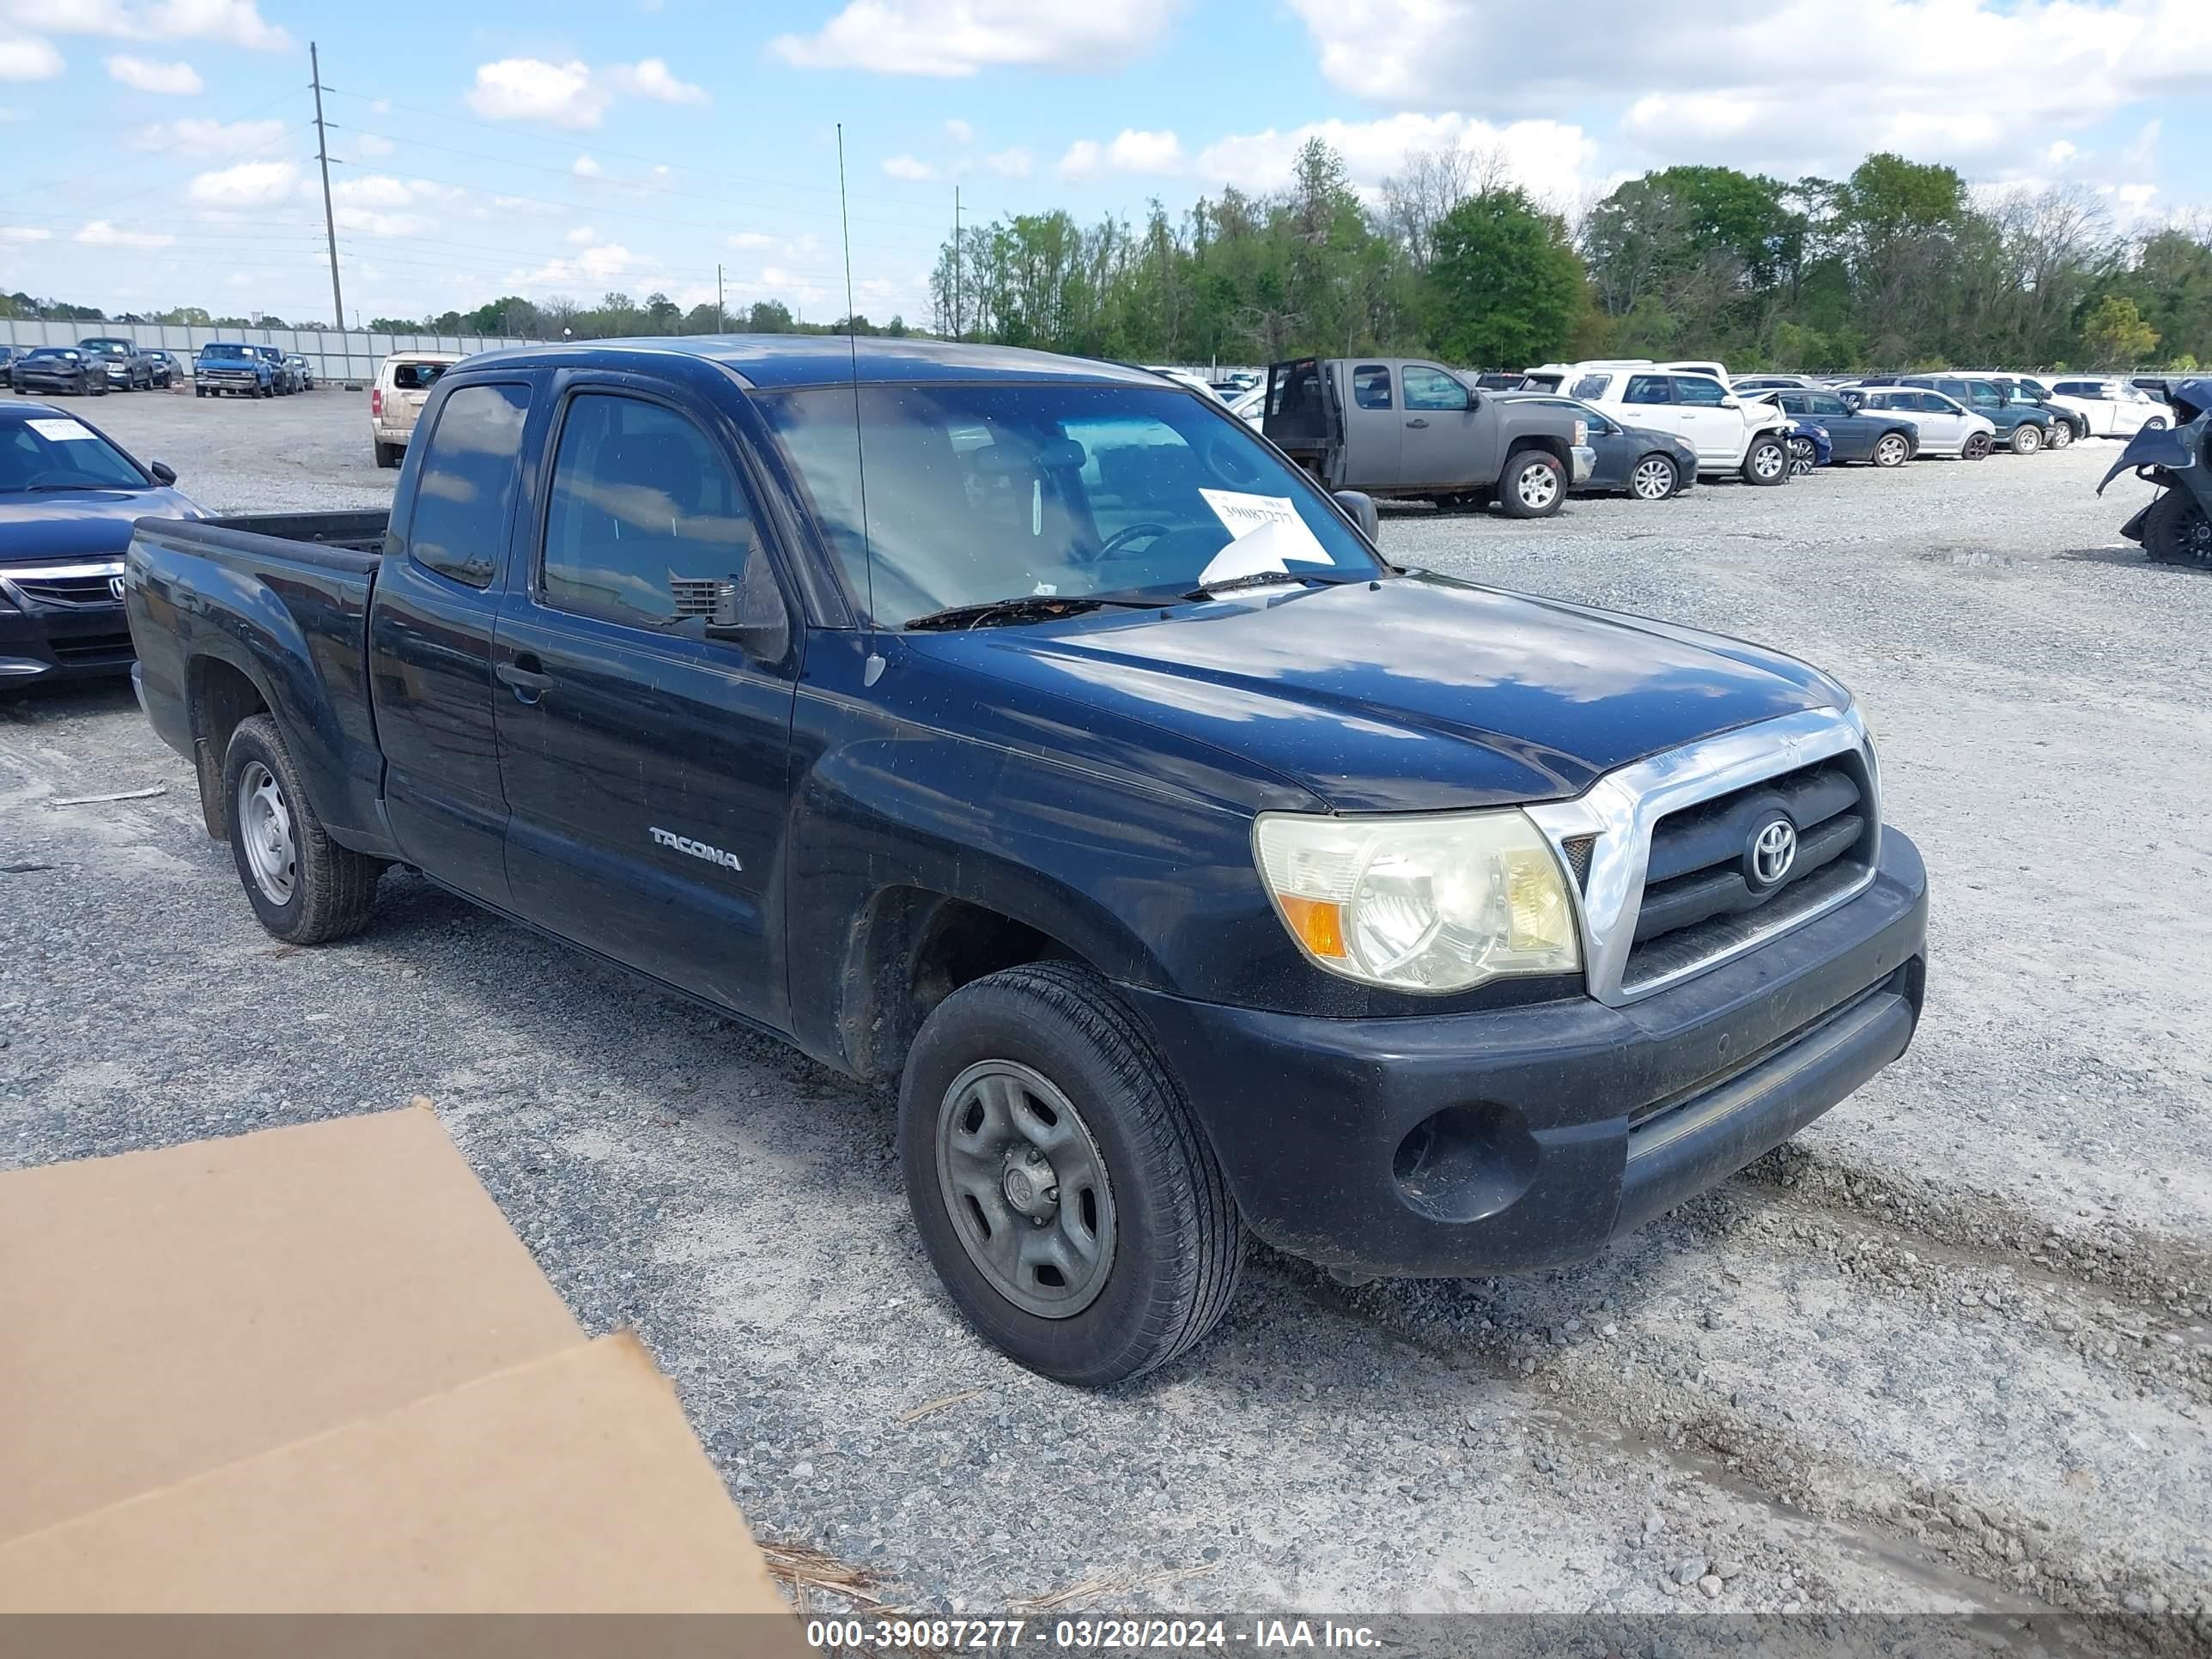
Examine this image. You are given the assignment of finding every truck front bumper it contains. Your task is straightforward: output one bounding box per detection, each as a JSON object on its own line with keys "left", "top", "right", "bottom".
{"left": 1127, "top": 830, "right": 1927, "bottom": 1278}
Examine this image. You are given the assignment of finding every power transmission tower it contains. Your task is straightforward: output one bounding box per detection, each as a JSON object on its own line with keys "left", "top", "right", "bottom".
{"left": 310, "top": 43, "right": 343, "bottom": 331}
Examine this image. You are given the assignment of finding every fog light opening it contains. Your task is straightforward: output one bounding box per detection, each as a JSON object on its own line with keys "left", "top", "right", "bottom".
{"left": 1391, "top": 1103, "right": 1540, "bottom": 1224}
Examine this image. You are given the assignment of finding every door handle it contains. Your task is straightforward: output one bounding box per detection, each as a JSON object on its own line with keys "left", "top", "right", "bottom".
{"left": 496, "top": 656, "right": 553, "bottom": 703}
{"left": 1405, "top": 417, "right": 1430, "bottom": 428}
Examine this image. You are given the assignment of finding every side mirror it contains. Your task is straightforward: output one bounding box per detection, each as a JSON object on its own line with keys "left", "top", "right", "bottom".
{"left": 148, "top": 459, "right": 178, "bottom": 486}
{"left": 683, "top": 556, "right": 790, "bottom": 663}
{"left": 1334, "top": 489, "right": 1381, "bottom": 539}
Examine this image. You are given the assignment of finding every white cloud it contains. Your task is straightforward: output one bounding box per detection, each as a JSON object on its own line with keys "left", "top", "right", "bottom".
{"left": 944, "top": 118, "right": 974, "bottom": 145}
{"left": 0, "top": 33, "right": 64, "bottom": 78}
{"left": 881, "top": 153, "right": 936, "bottom": 181}
{"left": 605, "top": 57, "right": 707, "bottom": 104}
{"left": 1060, "top": 128, "right": 1182, "bottom": 179}
{"left": 572, "top": 153, "right": 603, "bottom": 177}
{"left": 185, "top": 157, "right": 297, "bottom": 208}
{"left": 726, "top": 230, "right": 775, "bottom": 249}
{"left": 105, "top": 53, "right": 199, "bottom": 93}
{"left": 1195, "top": 113, "right": 1600, "bottom": 209}
{"left": 981, "top": 146, "right": 1031, "bottom": 179}
{"left": 565, "top": 224, "right": 597, "bottom": 244}
{"left": 131, "top": 115, "right": 283, "bottom": 154}
{"left": 330, "top": 173, "right": 422, "bottom": 210}
{"left": 0, "top": 224, "right": 54, "bottom": 240}
{"left": 1288, "top": 0, "right": 2212, "bottom": 175}
{"left": 512, "top": 239, "right": 638, "bottom": 289}
{"left": 468, "top": 58, "right": 605, "bottom": 128}
{"left": 4, "top": 0, "right": 285, "bottom": 48}
{"left": 75, "top": 218, "right": 176, "bottom": 247}
{"left": 354, "top": 131, "right": 394, "bottom": 157}
{"left": 2047, "top": 140, "right": 2079, "bottom": 166}
{"left": 774, "top": 0, "right": 1182, "bottom": 76}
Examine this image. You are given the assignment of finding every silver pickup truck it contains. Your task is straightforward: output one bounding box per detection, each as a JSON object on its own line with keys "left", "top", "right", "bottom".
{"left": 1263, "top": 356, "right": 1595, "bottom": 519}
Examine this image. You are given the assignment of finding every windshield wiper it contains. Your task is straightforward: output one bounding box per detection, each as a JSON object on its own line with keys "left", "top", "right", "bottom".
{"left": 902, "top": 592, "right": 1164, "bottom": 632}
{"left": 1182, "top": 571, "right": 1346, "bottom": 601}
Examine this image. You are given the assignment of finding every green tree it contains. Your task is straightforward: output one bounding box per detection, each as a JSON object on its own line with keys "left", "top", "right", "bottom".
{"left": 2080, "top": 294, "right": 2159, "bottom": 367}
{"left": 745, "top": 299, "right": 793, "bottom": 332}
{"left": 1425, "top": 188, "right": 1585, "bottom": 368}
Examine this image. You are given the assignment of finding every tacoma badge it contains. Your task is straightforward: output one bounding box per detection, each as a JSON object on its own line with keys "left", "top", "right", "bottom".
{"left": 648, "top": 826, "right": 743, "bottom": 871}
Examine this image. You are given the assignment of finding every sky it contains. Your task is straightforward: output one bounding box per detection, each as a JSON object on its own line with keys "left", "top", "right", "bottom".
{"left": 1, "top": 0, "right": 2209, "bottom": 329}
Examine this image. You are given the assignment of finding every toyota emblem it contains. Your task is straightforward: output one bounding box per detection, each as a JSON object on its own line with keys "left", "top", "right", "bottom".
{"left": 1748, "top": 817, "right": 1797, "bottom": 889}
{"left": 108, "top": 575, "right": 127, "bottom": 600}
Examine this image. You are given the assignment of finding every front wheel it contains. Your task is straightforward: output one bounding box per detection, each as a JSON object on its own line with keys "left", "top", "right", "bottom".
{"left": 1629, "top": 453, "right": 1680, "bottom": 500}
{"left": 2142, "top": 416, "right": 2169, "bottom": 432}
{"left": 1497, "top": 450, "right": 1565, "bottom": 518}
{"left": 899, "top": 962, "right": 1244, "bottom": 1386}
{"left": 1785, "top": 436, "right": 1818, "bottom": 477}
{"left": 1871, "top": 431, "right": 1912, "bottom": 469}
{"left": 1741, "top": 435, "right": 1788, "bottom": 485}
{"left": 2009, "top": 422, "right": 2042, "bottom": 455}
{"left": 2046, "top": 419, "right": 2074, "bottom": 449}
{"left": 222, "top": 714, "right": 383, "bottom": 943}
{"left": 2143, "top": 492, "right": 2212, "bottom": 566}
{"left": 1962, "top": 432, "right": 1992, "bottom": 461}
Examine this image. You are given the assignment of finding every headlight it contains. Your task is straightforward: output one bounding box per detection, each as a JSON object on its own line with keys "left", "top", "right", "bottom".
{"left": 1572, "top": 418, "right": 1589, "bottom": 446}
{"left": 1255, "top": 810, "right": 1580, "bottom": 992}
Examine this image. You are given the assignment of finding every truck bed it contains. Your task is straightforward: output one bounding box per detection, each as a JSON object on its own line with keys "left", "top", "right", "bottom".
{"left": 171, "top": 511, "right": 391, "bottom": 565}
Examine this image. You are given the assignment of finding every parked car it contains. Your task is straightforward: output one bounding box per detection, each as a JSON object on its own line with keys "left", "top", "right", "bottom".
{"left": 11, "top": 347, "right": 110, "bottom": 398}
{"left": 0, "top": 344, "right": 25, "bottom": 389}
{"left": 1499, "top": 392, "right": 1695, "bottom": 500}
{"left": 145, "top": 349, "right": 184, "bottom": 389}
{"left": 2040, "top": 376, "right": 2171, "bottom": 438}
{"left": 1263, "top": 356, "right": 1593, "bottom": 517}
{"left": 2130, "top": 377, "right": 2173, "bottom": 405}
{"left": 1841, "top": 386, "right": 1996, "bottom": 459}
{"left": 2, "top": 398, "right": 201, "bottom": 689}
{"left": 1860, "top": 374, "right": 2052, "bottom": 453}
{"left": 195, "top": 343, "right": 276, "bottom": 398}
{"left": 125, "top": 336, "right": 1928, "bottom": 1385}
{"left": 284, "top": 354, "right": 316, "bottom": 392}
{"left": 1144, "top": 367, "right": 1225, "bottom": 402}
{"left": 252, "top": 345, "right": 298, "bottom": 395}
{"left": 1783, "top": 419, "right": 1832, "bottom": 475}
{"left": 1963, "top": 374, "right": 2084, "bottom": 446}
{"left": 369, "top": 350, "right": 463, "bottom": 467}
{"left": 77, "top": 337, "right": 158, "bottom": 392}
{"left": 1755, "top": 386, "right": 1922, "bottom": 467}
{"left": 1731, "top": 374, "right": 1817, "bottom": 392}
{"left": 1543, "top": 364, "right": 1791, "bottom": 485}
{"left": 1224, "top": 380, "right": 1265, "bottom": 430}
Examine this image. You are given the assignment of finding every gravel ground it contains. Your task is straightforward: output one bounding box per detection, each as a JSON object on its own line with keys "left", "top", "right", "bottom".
{"left": 4, "top": 390, "right": 2209, "bottom": 1643}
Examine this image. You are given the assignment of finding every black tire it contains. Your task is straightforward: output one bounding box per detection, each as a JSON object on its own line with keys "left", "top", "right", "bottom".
{"left": 2008, "top": 422, "right": 2042, "bottom": 455}
{"left": 195, "top": 387, "right": 207, "bottom": 398}
{"left": 1785, "top": 436, "right": 1818, "bottom": 477}
{"left": 1629, "top": 453, "right": 1680, "bottom": 499}
{"left": 1741, "top": 434, "right": 1788, "bottom": 485}
{"left": 1497, "top": 448, "right": 1566, "bottom": 518}
{"left": 1962, "top": 431, "right": 1992, "bottom": 461}
{"left": 221, "top": 714, "right": 381, "bottom": 944}
{"left": 374, "top": 441, "right": 401, "bottom": 469}
{"left": 899, "top": 961, "right": 1244, "bottom": 1386}
{"left": 2142, "top": 416, "right": 2168, "bottom": 432}
{"left": 2046, "top": 418, "right": 2073, "bottom": 449}
{"left": 2143, "top": 492, "right": 2212, "bottom": 566}
{"left": 1871, "top": 430, "right": 1912, "bottom": 469}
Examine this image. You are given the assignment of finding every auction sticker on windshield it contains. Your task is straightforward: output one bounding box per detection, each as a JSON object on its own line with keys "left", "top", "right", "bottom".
{"left": 26, "top": 419, "right": 98, "bottom": 442}
{"left": 1197, "top": 489, "right": 1334, "bottom": 584}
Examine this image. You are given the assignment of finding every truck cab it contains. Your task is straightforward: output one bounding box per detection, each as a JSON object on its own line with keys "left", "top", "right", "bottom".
{"left": 1262, "top": 356, "right": 1592, "bottom": 517}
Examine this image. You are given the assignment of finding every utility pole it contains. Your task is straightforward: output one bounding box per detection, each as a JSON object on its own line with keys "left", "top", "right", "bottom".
{"left": 716, "top": 263, "right": 726, "bottom": 332}
{"left": 310, "top": 43, "right": 343, "bottom": 332}
{"left": 952, "top": 185, "right": 962, "bottom": 341}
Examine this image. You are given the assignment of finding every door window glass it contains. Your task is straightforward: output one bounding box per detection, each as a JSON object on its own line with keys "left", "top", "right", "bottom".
{"left": 1401, "top": 367, "right": 1469, "bottom": 410}
{"left": 1623, "top": 375, "right": 1671, "bottom": 405}
{"left": 540, "top": 394, "right": 757, "bottom": 630}
{"left": 1804, "top": 392, "right": 1849, "bottom": 417}
{"left": 1673, "top": 376, "right": 1729, "bottom": 406}
{"left": 1351, "top": 365, "right": 1392, "bottom": 410}
{"left": 1569, "top": 374, "right": 1610, "bottom": 401}
{"left": 407, "top": 381, "right": 532, "bottom": 589}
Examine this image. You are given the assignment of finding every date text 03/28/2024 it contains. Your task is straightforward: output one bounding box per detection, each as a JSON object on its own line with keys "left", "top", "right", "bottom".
{"left": 803, "top": 1619, "right": 1379, "bottom": 1650}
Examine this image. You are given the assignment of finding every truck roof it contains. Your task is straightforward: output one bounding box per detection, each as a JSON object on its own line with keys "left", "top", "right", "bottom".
{"left": 464, "top": 334, "right": 1170, "bottom": 391}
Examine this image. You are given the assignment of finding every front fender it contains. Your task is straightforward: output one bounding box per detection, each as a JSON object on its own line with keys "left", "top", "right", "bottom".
{"left": 2099, "top": 424, "right": 2196, "bottom": 495}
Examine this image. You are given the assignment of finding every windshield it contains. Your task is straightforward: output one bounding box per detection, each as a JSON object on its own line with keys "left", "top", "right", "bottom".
{"left": 0, "top": 411, "right": 148, "bottom": 491}
{"left": 27, "top": 349, "right": 79, "bottom": 362}
{"left": 201, "top": 344, "right": 251, "bottom": 361}
{"left": 757, "top": 382, "right": 1380, "bottom": 627}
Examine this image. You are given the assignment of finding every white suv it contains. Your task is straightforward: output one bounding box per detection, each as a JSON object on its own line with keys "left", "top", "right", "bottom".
{"left": 2039, "top": 376, "right": 2172, "bottom": 439}
{"left": 369, "top": 350, "right": 464, "bottom": 469}
{"left": 1539, "top": 364, "right": 1791, "bottom": 484}
{"left": 1842, "top": 386, "right": 1997, "bottom": 459}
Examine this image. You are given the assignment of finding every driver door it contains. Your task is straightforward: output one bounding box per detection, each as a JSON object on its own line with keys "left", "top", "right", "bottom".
{"left": 1398, "top": 364, "right": 1491, "bottom": 489}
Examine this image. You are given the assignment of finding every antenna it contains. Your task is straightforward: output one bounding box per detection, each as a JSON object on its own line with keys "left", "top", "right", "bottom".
{"left": 836, "top": 123, "right": 874, "bottom": 624}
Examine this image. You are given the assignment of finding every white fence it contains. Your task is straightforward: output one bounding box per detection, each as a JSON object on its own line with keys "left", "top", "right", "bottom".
{"left": 0, "top": 319, "right": 544, "bottom": 387}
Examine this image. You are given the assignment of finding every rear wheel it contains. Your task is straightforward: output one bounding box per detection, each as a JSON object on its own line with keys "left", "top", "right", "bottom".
{"left": 2009, "top": 422, "right": 2042, "bottom": 455}
{"left": 374, "top": 441, "right": 401, "bottom": 469}
{"left": 1498, "top": 449, "right": 1566, "bottom": 518}
{"left": 1629, "top": 454, "right": 1679, "bottom": 500}
{"left": 900, "top": 962, "right": 1244, "bottom": 1386}
{"left": 1741, "top": 434, "right": 1788, "bottom": 485}
{"left": 222, "top": 714, "right": 382, "bottom": 944}
{"left": 2144, "top": 492, "right": 2212, "bottom": 566}
{"left": 2143, "top": 416, "right": 2169, "bottom": 432}
{"left": 1962, "top": 432, "right": 1993, "bottom": 461}
{"left": 1785, "top": 436, "right": 1818, "bottom": 477}
{"left": 1871, "top": 431, "right": 1912, "bottom": 469}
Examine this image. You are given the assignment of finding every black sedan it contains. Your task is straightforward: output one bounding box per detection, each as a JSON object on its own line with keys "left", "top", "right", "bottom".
{"left": 1761, "top": 386, "right": 1920, "bottom": 466}
{"left": 10, "top": 347, "right": 111, "bottom": 398}
{"left": 2, "top": 399, "right": 203, "bottom": 689}
{"left": 1501, "top": 393, "right": 1696, "bottom": 499}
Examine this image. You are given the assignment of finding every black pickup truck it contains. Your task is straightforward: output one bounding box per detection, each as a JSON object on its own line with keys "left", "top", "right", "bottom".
{"left": 126, "top": 337, "right": 1929, "bottom": 1385}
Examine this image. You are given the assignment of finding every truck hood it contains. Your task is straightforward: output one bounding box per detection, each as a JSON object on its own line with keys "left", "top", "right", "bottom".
{"left": 909, "top": 572, "right": 1850, "bottom": 812}
{"left": 0, "top": 488, "right": 202, "bottom": 565}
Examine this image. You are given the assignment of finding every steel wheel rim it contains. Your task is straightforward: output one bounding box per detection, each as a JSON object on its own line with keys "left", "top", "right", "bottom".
{"left": 1516, "top": 462, "right": 1559, "bottom": 509}
{"left": 2017, "top": 426, "right": 2039, "bottom": 451}
{"left": 936, "top": 1059, "right": 1116, "bottom": 1319}
{"left": 1753, "top": 444, "right": 1784, "bottom": 479}
{"left": 1875, "top": 434, "right": 1909, "bottom": 467}
{"left": 237, "top": 760, "right": 295, "bottom": 904}
{"left": 1632, "top": 459, "right": 1673, "bottom": 499}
